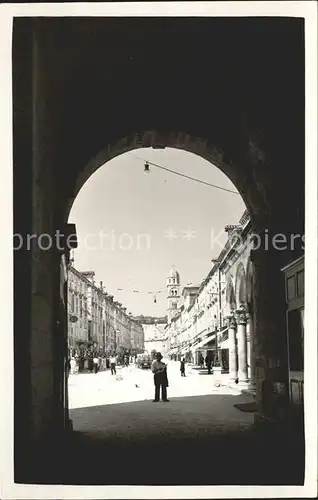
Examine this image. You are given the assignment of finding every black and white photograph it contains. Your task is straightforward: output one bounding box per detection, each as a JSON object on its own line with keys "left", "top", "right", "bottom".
{"left": 0, "top": 1, "right": 317, "bottom": 498}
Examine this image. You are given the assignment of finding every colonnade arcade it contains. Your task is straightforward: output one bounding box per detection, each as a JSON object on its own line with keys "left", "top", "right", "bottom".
{"left": 224, "top": 261, "right": 255, "bottom": 391}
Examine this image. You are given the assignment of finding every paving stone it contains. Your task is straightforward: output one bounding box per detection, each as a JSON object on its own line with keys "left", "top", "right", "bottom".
{"left": 59, "top": 363, "right": 305, "bottom": 485}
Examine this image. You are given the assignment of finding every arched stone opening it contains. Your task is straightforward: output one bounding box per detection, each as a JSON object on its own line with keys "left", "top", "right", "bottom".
{"left": 246, "top": 258, "right": 254, "bottom": 308}
{"left": 63, "top": 131, "right": 260, "bottom": 227}
{"left": 225, "top": 279, "right": 237, "bottom": 319}
{"left": 235, "top": 263, "right": 247, "bottom": 308}
{"left": 12, "top": 17, "right": 304, "bottom": 482}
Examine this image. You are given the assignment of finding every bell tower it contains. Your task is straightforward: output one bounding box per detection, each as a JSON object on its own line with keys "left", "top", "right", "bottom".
{"left": 167, "top": 266, "right": 180, "bottom": 322}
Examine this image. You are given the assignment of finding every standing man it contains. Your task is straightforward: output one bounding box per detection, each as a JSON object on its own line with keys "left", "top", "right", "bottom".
{"left": 180, "top": 357, "right": 186, "bottom": 377}
{"left": 110, "top": 353, "right": 117, "bottom": 375}
{"left": 206, "top": 354, "right": 212, "bottom": 375}
{"left": 151, "top": 352, "right": 169, "bottom": 402}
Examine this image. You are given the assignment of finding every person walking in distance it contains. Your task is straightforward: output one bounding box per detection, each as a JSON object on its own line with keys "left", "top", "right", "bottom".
{"left": 205, "top": 354, "right": 212, "bottom": 375}
{"left": 93, "top": 355, "right": 99, "bottom": 374}
{"left": 199, "top": 353, "right": 204, "bottom": 369}
{"left": 110, "top": 354, "right": 117, "bottom": 375}
{"left": 180, "top": 357, "right": 186, "bottom": 377}
{"left": 151, "top": 352, "right": 169, "bottom": 402}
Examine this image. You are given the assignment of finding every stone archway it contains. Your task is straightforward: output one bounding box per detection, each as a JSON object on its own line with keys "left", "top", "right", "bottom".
{"left": 225, "top": 278, "right": 237, "bottom": 317}
{"left": 235, "top": 263, "right": 247, "bottom": 308}
{"left": 63, "top": 130, "right": 261, "bottom": 225}
{"left": 246, "top": 258, "right": 254, "bottom": 308}
{"left": 12, "top": 17, "right": 304, "bottom": 478}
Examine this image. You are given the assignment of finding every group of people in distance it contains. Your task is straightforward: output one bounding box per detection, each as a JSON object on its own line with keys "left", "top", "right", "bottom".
{"left": 68, "top": 351, "right": 136, "bottom": 375}
{"left": 70, "top": 349, "right": 188, "bottom": 403}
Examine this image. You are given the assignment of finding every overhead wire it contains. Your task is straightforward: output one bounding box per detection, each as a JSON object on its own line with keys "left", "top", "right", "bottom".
{"left": 116, "top": 286, "right": 166, "bottom": 295}
{"left": 127, "top": 152, "right": 240, "bottom": 195}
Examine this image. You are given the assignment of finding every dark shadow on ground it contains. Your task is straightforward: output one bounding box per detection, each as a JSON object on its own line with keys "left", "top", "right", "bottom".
{"left": 191, "top": 368, "right": 216, "bottom": 376}
{"left": 24, "top": 393, "right": 305, "bottom": 486}
{"left": 190, "top": 366, "right": 229, "bottom": 376}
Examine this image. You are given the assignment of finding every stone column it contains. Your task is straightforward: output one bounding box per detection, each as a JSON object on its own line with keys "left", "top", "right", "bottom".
{"left": 235, "top": 305, "right": 249, "bottom": 385}
{"left": 247, "top": 321, "right": 251, "bottom": 379}
{"left": 250, "top": 243, "right": 289, "bottom": 422}
{"left": 247, "top": 313, "right": 257, "bottom": 395}
{"left": 227, "top": 313, "right": 238, "bottom": 382}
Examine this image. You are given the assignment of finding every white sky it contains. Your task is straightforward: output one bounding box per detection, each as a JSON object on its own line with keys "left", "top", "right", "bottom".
{"left": 69, "top": 148, "right": 245, "bottom": 316}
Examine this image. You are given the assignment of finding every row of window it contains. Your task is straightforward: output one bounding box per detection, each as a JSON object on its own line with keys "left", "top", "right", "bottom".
{"left": 69, "top": 288, "right": 141, "bottom": 329}
{"left": 69, "top": 292, "right": 116, "bottom": 320}
{"left": 69, "top": 294, "right": 87, "bottom": 316}
{"left": 68, "top": 280, "right": 88, "bottom": 294}
{"left": 287, "top": 269, "right": 304, "bottom": 301}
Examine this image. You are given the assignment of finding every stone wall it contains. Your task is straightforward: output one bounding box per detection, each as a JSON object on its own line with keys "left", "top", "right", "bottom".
{"left": 29, "top": 24, "right": 63, "bottom": 440}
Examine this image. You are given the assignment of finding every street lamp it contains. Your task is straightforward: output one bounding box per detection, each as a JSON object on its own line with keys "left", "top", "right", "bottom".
{"left": 144, "top": 161, "right": 150, "bottom": 173}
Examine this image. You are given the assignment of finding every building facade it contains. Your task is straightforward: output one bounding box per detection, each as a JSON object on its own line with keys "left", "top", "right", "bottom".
{"left": 130, "top": 318, "right": 145, "bottom": 356}
{"left": 162, "top": 210, "right": 304, "bottom": 409}
{"left": 67, "top": 266, "right": 144, "bottom": 358}
{"left": 114, "top": 303, "right": 131, "bottom": 356}
{"left": 142, "top": 321, "right": 168, "bottom": 357}
{"left": 165, "top": 211, "right": 255, "bottom": 390}
{"left": 104, "top": 293, "right": 116, "bottom": 355}
{"left": 68, "top": 267, "right": 89, "bottom": 348}
{"left": 132, "top": 316, "right": 168, "bottom": 355}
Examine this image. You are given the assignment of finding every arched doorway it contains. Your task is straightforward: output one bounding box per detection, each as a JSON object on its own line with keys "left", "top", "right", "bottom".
{"left": 235, "top": 263, "right": 247, "bottom": 308}
{"left": 225, "top": 278, "right": 237, "bottom": 316}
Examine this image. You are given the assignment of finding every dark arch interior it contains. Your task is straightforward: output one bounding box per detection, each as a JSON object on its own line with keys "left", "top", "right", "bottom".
{"left": 12, "top": 16, "right": 305, "bottom": 486}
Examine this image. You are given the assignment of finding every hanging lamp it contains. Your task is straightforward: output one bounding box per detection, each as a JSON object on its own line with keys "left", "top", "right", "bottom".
{"left": 144, "top": 161, "right": 150, "bottom": 173}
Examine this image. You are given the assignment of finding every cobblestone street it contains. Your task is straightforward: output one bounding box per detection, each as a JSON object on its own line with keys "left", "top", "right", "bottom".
{"left": 61, "top": 362, "right": 305, "bottom": 486}
{"left": 68, "top": 361, "right": 244, "bottom": 409}
{"left": 69, "top": 362, "right": 253, "bottom": 438}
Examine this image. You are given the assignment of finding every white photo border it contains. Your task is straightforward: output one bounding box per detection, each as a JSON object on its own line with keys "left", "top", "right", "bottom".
{"left": 0, "top": 2, "right": 316, "bottom": 499}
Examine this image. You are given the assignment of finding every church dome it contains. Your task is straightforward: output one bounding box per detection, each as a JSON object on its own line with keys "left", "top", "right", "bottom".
{"left": 168, "top": 266, "right": 180, "bottom": 280}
